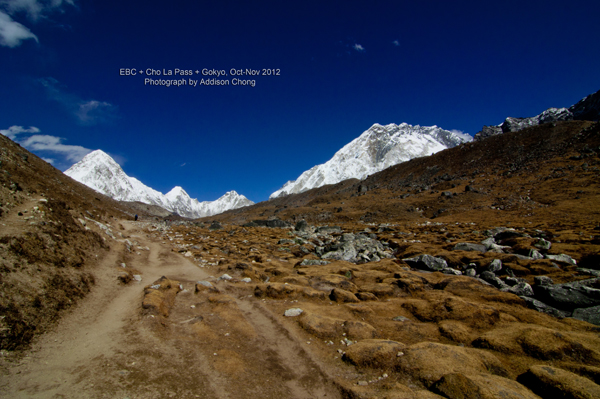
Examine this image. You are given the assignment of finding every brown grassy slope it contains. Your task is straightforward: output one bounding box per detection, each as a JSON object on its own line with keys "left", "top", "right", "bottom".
{"left": 205, "top": 120, "right": 600, "bottom": 228}
{"left": 0, "top": 134, "right": 139, "bottom": 350}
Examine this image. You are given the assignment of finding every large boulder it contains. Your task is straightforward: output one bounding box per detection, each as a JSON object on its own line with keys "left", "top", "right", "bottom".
{"left": 403, "top": 255, "right": 448, "bottom": 272}
{"left": 534, "top": 277, "right": 600, "bottom": 311}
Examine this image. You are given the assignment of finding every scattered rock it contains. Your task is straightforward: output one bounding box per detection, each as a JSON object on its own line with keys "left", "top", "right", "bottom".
{"left": 545, "top": 253, "right": 577, "bottom": 265}
{"left": 284, "top": 308, "right": 303, "bottom": 317}
{"left": 534, "top": 278, "right": 600, "bottom": 311}
{"left": 453, "top": 242, "right": 487, "bottom": 252}
{"left": 572, "top": 305, "right": 600, "bottom": 325}
{"left": 501, "top": 282, "right": 534, "bottom": 297}
{"left": 520, "top": 296, "right": 570, "bottom": 318}
{"left": 403, "top": 254, "right": 448, "bottom": 272}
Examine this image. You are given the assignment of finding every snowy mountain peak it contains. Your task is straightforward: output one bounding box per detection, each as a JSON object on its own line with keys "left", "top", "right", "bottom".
{"left": 65, "top": 151, "right": 253, "bottom": 218}
{"left": 270, "top": 122, "right": 472, "bottom": 199}
{"left": 165, "top": 186, "right": 189, "bottom": 200}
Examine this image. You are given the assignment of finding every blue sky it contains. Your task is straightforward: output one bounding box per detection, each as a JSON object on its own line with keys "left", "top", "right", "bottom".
{"left": 1, "top": 0, "right": 599, "bottom": 203}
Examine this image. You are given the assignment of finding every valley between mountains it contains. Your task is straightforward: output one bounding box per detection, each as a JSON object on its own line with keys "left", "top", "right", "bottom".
{"left": 1, "top": 104, "right": 600, "bottom": 396}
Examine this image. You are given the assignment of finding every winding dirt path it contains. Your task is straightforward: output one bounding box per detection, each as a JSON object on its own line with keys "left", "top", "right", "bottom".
{"left": 0, "top": 221, "right": 342, "bottom": 399}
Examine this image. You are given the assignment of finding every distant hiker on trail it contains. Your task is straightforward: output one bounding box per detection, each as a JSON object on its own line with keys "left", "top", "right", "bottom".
{"left": 134, "top": 214, "right": 138, "bottom": 221}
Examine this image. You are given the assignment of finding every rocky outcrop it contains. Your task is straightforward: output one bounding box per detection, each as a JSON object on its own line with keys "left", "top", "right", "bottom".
{"left": 474, "top": 89, "right": 599, "bottom": 141}
{"left": 570, "top": 88, "right": 600, "bottom": 121}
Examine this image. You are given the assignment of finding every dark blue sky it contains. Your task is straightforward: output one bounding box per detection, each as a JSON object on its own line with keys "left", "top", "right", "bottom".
{"left": 1, "top": 0, "right": 599, "bottom": 202}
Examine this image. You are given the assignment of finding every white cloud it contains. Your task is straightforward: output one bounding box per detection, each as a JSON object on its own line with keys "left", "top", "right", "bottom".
{"left": 1, "top": 125, "right": 92, "bottom": 166}
{"left": 450, "top": 129, "right": 473, "bottom": 142}
{"left": 392, "top": 40, "right": 400, "bottom": 46}
{"left": 0, "top": 0, "right": 75, "bottom": 21}
{"left": 20, "top": 134, "right": 91, "bottom": 162}
{"left": 38, "top": 77, "right": 117, "bottom": 125}
{"left": 353, "top": 43, "right": 365, "bottom": 52}
{"left": 0, "top": 125, "right": 40, "bottom": 139}
{"left": 0, "top": 10, "right": 38, "bottom": 47}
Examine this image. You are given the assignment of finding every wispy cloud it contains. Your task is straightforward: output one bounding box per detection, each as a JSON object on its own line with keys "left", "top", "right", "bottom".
{"left": 353, "top": 43, "right": 365, "bottom": 52}
{"left": 0, "top": 10, "right": 38, "bottom": 47}
{"left": 0, "top": 0, "right": 76, "bottom": 47}
{"left": 20, "top": 134, "right": 91, "bottom": 162}
{"left": 1, "top": 125, "right": 92, "bottom": 166}
{"left": 0, "top": 0, "right": 75, "bottom": 21}
{"left": 39, "top": 77, "right": 117, "bottom": 125}
{"left": 0, "top": 125, "right": 40, "bottom": 139}
{"left": 392, "top": 40, "right": 400, "bottom": 46}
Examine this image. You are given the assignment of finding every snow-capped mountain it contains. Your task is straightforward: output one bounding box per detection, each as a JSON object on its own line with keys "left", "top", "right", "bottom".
{"left": 64, "top": 150, "right": 254, "bottom": 218}
{"left": 270, "top": 123, "right": 472, "bottom": 199}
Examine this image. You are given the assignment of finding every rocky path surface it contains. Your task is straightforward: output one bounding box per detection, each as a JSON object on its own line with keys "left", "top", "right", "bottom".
{"left": 0, "top": 221, "right": 342, "bottom": 399}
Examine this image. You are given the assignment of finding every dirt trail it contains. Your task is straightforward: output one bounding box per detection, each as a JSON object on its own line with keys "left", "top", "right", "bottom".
{"left": 0, "top": 221, "right": 342, "bottom": 399}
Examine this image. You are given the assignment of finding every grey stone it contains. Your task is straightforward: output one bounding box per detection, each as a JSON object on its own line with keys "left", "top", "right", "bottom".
{"left": 529, "top": 249, "right": 544, "bottom": 260}
{"left": 494, "top": 229, "right": 529, "bottom": 241}
{"left": 474, "top": 125, "right": 503, "bottom": 141}
{"left": 503, "top": 277, "right": 522, "bottom": 287}
{"left": 577, "top": 268, "right": 600, "bottom": 277}
{"left": 520, "top": 296, "right": 571, "bottom": 318}
{"left": 534, "top": 278, "right": 600, "bottom": 311}
{"left": 534, "top": 276, "right": 554, "bottom": 286}
{"left": 299, "top": 259, "right": 331, "bottom": 266}
{"left": 572, "top": 305, "right": 600, "bottom": 325}
{"left": 545, "top": 254, "right": 577, "bottom": 265}
{"left": 316, "top": 226, "right": 342, "bottom": 234}
{"left": 480, "top": 237, "right": 496, "bottom": 250}
{"left": 488, "top": 259, "right": 503, "bottom": 273}
{"left": 453, "top": 242, "right": 487, "bottom": 252}
{"left": 249, "top": 219, "right": 289, "bottom": 228}
{"left": 480, "top": 271, "right": 508, "bottom": 289}
{"left": 295, "top": 220, "right": 309, "bottom": 232}
{"left": 502, "top": 282, "right": 534, "bottom": 297}
{"left": 465, "top": 268, "right": 477, "bottom": 277}
{"left": 534, "top": 238, "right": 552, "bottom": 250}
{"left": 402, "top": 254, "right": 448, "bottom": 272}
{"left": 441, "top": 268, "right": 463, "bottom": 275}
{"left": 284, "top": 308, "right": 303, "bottom": 317}
{"left": 209, "top": 221, "right": 222, "bottom": 230}
{"left": 196, "top": 280, "right": 213, "bottom": 287}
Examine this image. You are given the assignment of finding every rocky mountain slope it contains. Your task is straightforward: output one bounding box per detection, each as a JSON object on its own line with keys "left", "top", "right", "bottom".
{"left": 475, "top": 89, "right": 600, "bottom": 141}
{"left": 65, "top": 150, "right": 254, "bottom": 218}
{"left": 270, "top": 123, "right": 472, "bottom": 198}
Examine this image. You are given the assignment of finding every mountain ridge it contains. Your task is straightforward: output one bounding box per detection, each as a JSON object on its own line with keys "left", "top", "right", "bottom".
{"left": 474, "top": 89, "right": 600, "bottom": 141}
{"left": 64, "top": 150, "right": 254, "bottom": 218}
{"left": 270, "top": 122, "right": 472, "bottom": 199}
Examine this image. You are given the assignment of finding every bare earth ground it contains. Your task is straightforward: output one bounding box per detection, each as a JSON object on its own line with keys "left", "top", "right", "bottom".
{"left": 0, "top": 221, "right": 342, "bottom": 399}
